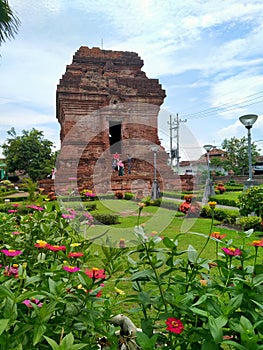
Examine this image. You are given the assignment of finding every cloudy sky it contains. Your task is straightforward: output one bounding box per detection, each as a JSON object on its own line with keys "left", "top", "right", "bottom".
{"left": 0, "top": 0, "right": 263, "bottom": 161}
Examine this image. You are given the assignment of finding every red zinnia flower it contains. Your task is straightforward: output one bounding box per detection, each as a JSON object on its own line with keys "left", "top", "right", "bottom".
{"left": 68, "top": 252, "right": 84, "bottom": 258}
{"left": 222, "top": 247, "right": 242, "bottom": 256}
{"left": 211, "top": 232, "right": 226, "bottom": 240}
{"left": 34, "top": 240, "right": 48, "bottom": 248}
{"left": 85, "top": 267, "right": 106, "bottom": 279}
{"left": 165, "top": 317, "right": 184, "bottom": 334}
{"left": 1, "top": 249, "right": 22, "bottom": 257}
{"left": 47, "top": 245, "right": 66, "bottom": 251}
{"left": 63, "top": 265, "right": 80, "bottom": 273}
{"left": 250, "top": 240, "right": 263, "bottom": 247}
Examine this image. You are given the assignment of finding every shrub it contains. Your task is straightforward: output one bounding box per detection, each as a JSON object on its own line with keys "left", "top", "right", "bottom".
{"left": 93, "top": 213, "right": 120, "bottom": 225}
{"left": 115, "top": 191, "right": 123, "bottom": 199}
{"left": 209, "top": 195, "right": 237, "bottom": 207}
{"left": 236, "top": 216, "right": 262, "bottom": 231}
{"left": 85, "top": 203, "right": 97, "bottom": 211}
{"left": 201, "top": 206, "right": 239, "bottom": 224}
{"left": 124, "top": 192, "right": 134, "bottom": 200}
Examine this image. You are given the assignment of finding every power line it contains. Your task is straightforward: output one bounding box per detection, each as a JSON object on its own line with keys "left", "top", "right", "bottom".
{"left": 180, "top": 90, "right": 263, "bottom": 120}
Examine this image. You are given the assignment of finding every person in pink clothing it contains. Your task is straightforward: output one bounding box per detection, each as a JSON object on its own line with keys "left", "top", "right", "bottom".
{"left": 118, "top": 160, "right": 124, "bottom": 176}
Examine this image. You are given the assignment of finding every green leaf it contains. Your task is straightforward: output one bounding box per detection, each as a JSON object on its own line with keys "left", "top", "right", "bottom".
{"left": 192, "top": 294, "right": 207, "bottom": 307}
{"left": 60, "top": 332, "right": 74, "bottom": 349}
{"left": 163, "top": 237, "right": 176, "bottom": 249}
{"left": 222, "top": 340, "right": 247, "bottom": 350}
{"left": 131, "top": 270, "right": 152, "bottom": 281}
{"left": 189, "top": 306, "right": 208, "bottom": 317}
{"left": 33, "top": 324, "right": 47, "bottom": 345}
{"left": 253, "top": 274, "right": 263, "bottom": 287}
{"left": 201, "top": 339, "right": 219, "bottom": 350}
{"left": 48, "top": 278, "right": 57, "bottom": 294}
{"left": 44, "top": 336, "right": 59, "bottom": 350}
{"left": 208, "top": 316, "right": 227, "bottom": 344}
{"left": 0, "top": 319, "right": 9, "bottom": 336}
{"left": 0, "top": 286, "right": 15, "bottom": 300}
{"left": 187, "top": 245, "right": 198, "bottom": 263}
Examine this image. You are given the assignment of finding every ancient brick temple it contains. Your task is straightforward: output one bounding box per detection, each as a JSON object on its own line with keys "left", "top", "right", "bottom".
{"left": 55, "top": 46, "right": 192, "bottom": 195}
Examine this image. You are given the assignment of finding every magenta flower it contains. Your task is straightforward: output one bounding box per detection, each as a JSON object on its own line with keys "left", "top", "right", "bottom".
{"left": 63, "top": 265, "right": 80, "bottom": 273}
{"left": 11, "top": 203, "right": 20, "bottom": 207}
{"left": 62, "top": 214, "right": 75, "bottom": 219}
{"left": 1, "top": 249, "right": 22, "bottom": 257}
{"left": 4, "top": 265, "right": 19, "bottom": 278}
{"left": 12, "top": 231, "right": 21, "bottom": 235}
{"left": 222, "top": 247, "right": 242, "bottom": 256}
{"left": 23, "top": 298, "right": 43, "bottom": 308}
{"left": 8, "top": 209, "right": 18, "bottom": 213}
{"left": 26, "top": 205, "right": 44, "bottom": 211}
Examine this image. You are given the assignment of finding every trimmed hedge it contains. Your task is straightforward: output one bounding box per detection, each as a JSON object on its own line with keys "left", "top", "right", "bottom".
{"left": 236, "top": 216, "right": 262, "bottom": 231}
{"left": 201, "top": 206, "right": 239, "bottom": 225}
{"left": 208, "top": 195, "right": 238, "bottom": 207}
{"left": 93, "top": 213, "right": 120, "bottom": 225}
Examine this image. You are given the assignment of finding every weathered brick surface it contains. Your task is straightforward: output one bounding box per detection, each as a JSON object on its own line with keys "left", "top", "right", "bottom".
{"left": 55, "top": 46, "right": 193, "bottom": 195}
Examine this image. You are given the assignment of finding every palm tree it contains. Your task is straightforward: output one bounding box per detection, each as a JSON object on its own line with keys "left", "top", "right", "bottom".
{"left": 0, "top": 0, "right": 20, "bottom": 45}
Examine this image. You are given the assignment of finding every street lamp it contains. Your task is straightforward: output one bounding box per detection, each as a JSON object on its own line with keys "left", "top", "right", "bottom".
{"left": 239, "top": 114, "right": 258, "bottom": 187}
{"left": 151, "top": 146, "right": 160, "bottom": 200}
{"left": 203, "top": 144, "right": 215, "bottom": 200}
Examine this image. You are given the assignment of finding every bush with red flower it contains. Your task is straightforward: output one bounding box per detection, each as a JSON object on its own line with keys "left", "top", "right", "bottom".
{"left": 216, "top": 182, "right": 226, "bottom": 194}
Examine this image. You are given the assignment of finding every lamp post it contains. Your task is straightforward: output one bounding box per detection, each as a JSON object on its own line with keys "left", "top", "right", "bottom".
{"left": 239, "top": 114, "right": 258, "bottom": 187}
{"left": 151, "top": 146, "right": 160, "bottom": 200}
{"left": 203, "top": 144, "right": 215, "bottom": 200}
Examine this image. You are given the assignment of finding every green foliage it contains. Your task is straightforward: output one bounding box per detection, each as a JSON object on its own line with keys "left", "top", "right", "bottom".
{"left": 220, "top": 136, "right": 260, "bottom": 175}
{"left": 209, "top": 195, "right": 238, "bottom": 207}
{"left": 237, "top": 216, "right": 262, "bottom": 231}
{"left": 0, "top": 0, "right": 20, "bottom": 44}
{"left": 93, "top": 213, "right": 120, "bottom": 225}
{"left": 124, "top": 192, "right": 134, "bottom": 200}
{"left": 21, "top": 177, "right": 38, "bottom": 201}
{"left": 237, "top": 186, "right": 263, "bottom": 218}
{"left": 2, "top": 128, "right": 57, "bottom": 181}
{"left": 201, "top": 206, "right": 239, "bottom": 224}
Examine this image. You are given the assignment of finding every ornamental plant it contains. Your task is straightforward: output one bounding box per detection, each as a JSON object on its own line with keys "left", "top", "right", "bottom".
{"left": 1, "top": 199, "right": 263, "bottom": 349}
{"left": 0, "top": 201, "right": 125, "bottom": 349}
{"left": 121, "top": 202, "right": 263, "bottom": 349}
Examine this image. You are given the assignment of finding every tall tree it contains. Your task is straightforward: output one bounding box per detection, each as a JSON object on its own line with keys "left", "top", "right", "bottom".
{"left": 0, "top": 0, "right": 20, "bottom": 45}
{"left": 2, "top": 127, "right": 57, "bottom": 181}
{"left": 214, "top": 136, "right": 260, "bottom": 175}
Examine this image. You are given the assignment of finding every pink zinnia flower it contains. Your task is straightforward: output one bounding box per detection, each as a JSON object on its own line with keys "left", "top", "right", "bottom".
{"left": 85, "top": 267, "right": 106, "bottom": 279}
{"left": 11, "top": 203, "right": 20, "bottom": 207}
{"left": 63, "top": 265, "right": 80, "bottom": 273}
{"left": 12, "top": 231, "right": 21, "bottom": 235}
{"left": 23, "top": 298, "right": 43, "bottom": 308}
{"left": 8, "top": 209, "right": 18, "bottom": 213}
{"left": 165, "top": 317, "right": 184, "bottom": 334}
{"left": 1, "top": 249, "right": 22, "bottom": 257}
{"left": 222, "top": 247, "right": 242, "bottom": 256}
{"left": 4, "top": 265, "right": 19, "bottom": 278}
{"left": 62, "top": 214, "right": 75, "bottom": 219}
{"left": 47, "top": 245, "right": 66, "bottom": 251}
{"left": 68, "top": 252, "right": 84, "bottom": 258}
{"left": 26, "top": 205, "right": 44, "bottom": 211}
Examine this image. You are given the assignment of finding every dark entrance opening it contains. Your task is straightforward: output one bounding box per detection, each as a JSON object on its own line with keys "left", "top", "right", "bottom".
{"left": 109, "top": 121, "right": 122, "bottom": 154}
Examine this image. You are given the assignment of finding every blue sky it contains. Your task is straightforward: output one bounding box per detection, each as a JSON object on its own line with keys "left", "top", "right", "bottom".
{"left": 0, "top": 0, "right": 263, "bottom": 161}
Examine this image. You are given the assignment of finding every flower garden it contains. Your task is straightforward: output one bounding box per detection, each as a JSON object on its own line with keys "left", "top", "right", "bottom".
{"left": 0, "top": 185, "right": 263, "bottom": 349}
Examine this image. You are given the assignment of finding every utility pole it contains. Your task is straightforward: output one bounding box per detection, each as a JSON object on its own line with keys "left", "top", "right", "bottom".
{"left": 167, "top": 114, "right": 187, "bottom": 173}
